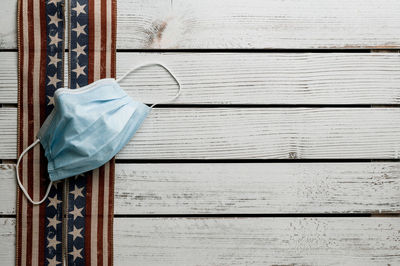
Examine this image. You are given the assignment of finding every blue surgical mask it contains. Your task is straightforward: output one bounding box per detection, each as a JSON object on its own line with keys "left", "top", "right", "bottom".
{"left": 16, "top": 63, "right": 181, "bottom": 204}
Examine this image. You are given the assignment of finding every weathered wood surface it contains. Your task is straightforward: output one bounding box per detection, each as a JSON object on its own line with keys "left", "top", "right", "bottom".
{"left": 0, "top": 0, "right": 16, "bottom": 49}
{"left": 1, "top": 0, "right": 399, "bottom": 262}
{"left": 2, "top": 52, "right": 400, "bottom": 104}
{"left": 1, "top": 217, "right": 400, "bottom": 265}
{"left": 113, "top": 163, "right": 400, "bottom": 214}
{"left": 1, "top": 107, "right": 400, "bottom": 159}
{"left": 1, "top": 163, "right": 400, "bottom": 215}
{"left": 2, "top": 0, "right": 400, "bottom": 49}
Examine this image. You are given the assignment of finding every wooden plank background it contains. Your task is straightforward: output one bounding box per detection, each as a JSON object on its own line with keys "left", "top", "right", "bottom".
{"left": 0, "top": 0, "right": 399, "bottom": 264}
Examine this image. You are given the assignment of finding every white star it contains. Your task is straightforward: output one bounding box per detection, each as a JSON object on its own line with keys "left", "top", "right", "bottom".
{"left": 47, "top": 194, "right": 61, "bottom": 209}
{"left": 72, "top": 43, "right": 86, "bottom": 58}
{"left": 72, "top": 2, "right": 86, "bottom": 16}
{"left": 47, "top": 255, "right": 61, "bottom": 266}
{"left": 69, "top": 225, "right": 83, "bottom": 241}
{"left": 49, "top": 33, "right": 62, "bottom": 47}
{"left": 72, "top": 63, "right": 86, "bottom": 78}
{"left": 47, "top": 214, "right": 61, "bottom": 230}
{"left": 70, "top": 185, "right": 84, "bottom": 200}
{"left": 48, "top": 13, "right": 61, "bottom": 26}
{"left": 72, "top": 22, "right": 87, "bottom": 38}
{"left": 48, "top": 54, "right": 61, "bottom": 68}
{"left": 47, "top": 73, "right": 61, "bottom": 88}
{"left": 69, "top": 245, "right": 83, "bottom": 262}
{"left": 47, "top": 0, "right": 61, "bottom": 7}
{"left": 47, "top": 234, "right": 61, "bottom": 249}
{"left": 47, "top": 95, "right": 55, "bottom": 106}
{"left": 70, "top": 205, "right": 83, "bottom": 220}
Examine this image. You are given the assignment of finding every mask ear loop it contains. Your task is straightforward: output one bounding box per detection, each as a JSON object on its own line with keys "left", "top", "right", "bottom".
{"left": 116, "top": 62, "right": 182, "bottom": 108}
{"left": 15, "top": 138, "right": 53, "bottom": 205}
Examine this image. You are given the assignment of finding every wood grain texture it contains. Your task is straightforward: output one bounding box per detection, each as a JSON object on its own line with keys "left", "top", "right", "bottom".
{"left": 1, "top": 107, "right": 400, "bottom": 159}
{"left": 114, "top": 163, "right": 400, "bottom": 214}
{"left": 1, "top": 217, "right": 400, "bottom": 265}
{"left": 0, "top": 0, "right": 16, "bottom": 49}
{"left": 2, "top": 0, "right": 400, "bottom": 49}
{"left": 0, "top": 218, "right": 14, "bottom": 266}
{"left": 118, "top": 0, "right": 400, "bottom": 49}
{"left": 1, "top": 0, "right": 399, "bottom": 262}
{"left": 2, "top": 163, "right": 400, "bottom": 215}
{"left": 2, "top": 52, "right": 400, "bottom": 104}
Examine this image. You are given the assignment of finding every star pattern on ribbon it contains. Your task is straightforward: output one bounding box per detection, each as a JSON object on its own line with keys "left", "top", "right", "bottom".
{"left": 72, "top": 22, "right": 87, "bottom": 37}
{"left": 49, "top": 32, "right": 62, "bottom": 47}
{"left": 47, "top": 95, "right": 55, "bottom": 106}
{"left": 69, "top": 245, "right": 83, "bottom": 262}
{"left": 48, "top": 54, "right": 61, "bottom": 67}
{"left": 70, "top": 205, "right": 84, "bottom": 220}
{"left": 47, "top": 214, "right": 62, "bottom": 230}
{"left": 67, "top": 173, "right": 87, "bottom": 264}
{"left": 69, "top": 225, "right": 83, "bottom": 241}
{"left": 48, "top": 12, "right": 62, "bottom": 26}
{"left": 43, "top": 0, "right": 64, "bottom": 264}
{"left": 70, "top": 0, "right": 89, "bottom": 89}
{"left": 72, "top": 2, "right": 87, "bottom": 16}
{"left": 47, "top": 255, "right": 61, "bottom": 266}
{"left": 72, "top": 63, "right": 86, "bottom": 78}
{"left": 72, "top": 43, "right": 87, "bottom": 58}
{"left": 48, "top": 194, "right": 61, "bottom": 209}
{"left": 44, "top": 180, "right": 63, "bottom": 263}
{"left": 70, "top": 184, "right": 84, "bottom": 199}
{"left": 47, "top": 234, "right": 61, "bottom": 250}
{"left": 47, "top": 73, "right": 61, "bottom": 88}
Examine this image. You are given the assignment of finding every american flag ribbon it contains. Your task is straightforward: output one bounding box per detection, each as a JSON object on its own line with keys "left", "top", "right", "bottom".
{"left": 16, "top": 0, "right": 116, "bottom": 265}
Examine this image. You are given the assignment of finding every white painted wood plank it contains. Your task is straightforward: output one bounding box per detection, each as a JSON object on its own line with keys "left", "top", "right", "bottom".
{"left": 114, "top": 217, "right": 400, "bottom": 265}
{"left": 0, "top": 218, "right": 14, "bottom": 266}
{"left": 2, "top": 52, "right": 400, "bottom": 104}
{"left": 2, "top": 0, "right": 400, "bottom": 49}
{"left": 0, "top": 53, "right": 18, "bottom": 104}
{"left": 118, "top": 0, "right": 400, "bottom": 49}
{"left": 1, "top": 107, "right": 400, "bottom": 159}
{"left": 0, "top": 165, "right": 14, "bottom": 214}
{"left": 114, "top": 163, "right": 400, "bottom": 214}
{"left": 1, "top": 217, "right": 400, "bottom": 265}
{"left": 0, "top": 0, "right": 16, "bottom": 49}
{"left": 1, "top": 163, "right": 400, "bottom": 215}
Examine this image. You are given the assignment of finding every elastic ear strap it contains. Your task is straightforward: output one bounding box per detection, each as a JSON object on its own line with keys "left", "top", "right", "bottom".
{"left": 116, "top": 62, "right": 182, "bottom": 108}
{"left": 15, "top": 138, "right": 53, "bottom": 205}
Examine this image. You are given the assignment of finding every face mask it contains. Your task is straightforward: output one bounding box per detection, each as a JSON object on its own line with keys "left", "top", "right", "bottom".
{"left": 16, "top": 62, "right": 181, "bottom": 205}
